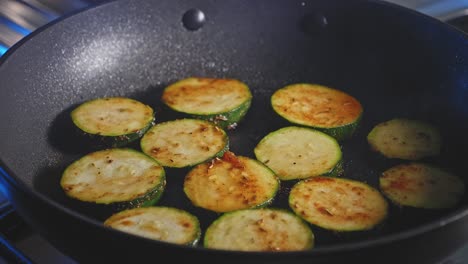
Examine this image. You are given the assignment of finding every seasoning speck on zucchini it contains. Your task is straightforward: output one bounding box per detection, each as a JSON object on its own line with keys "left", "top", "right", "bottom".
{"left": 380, "top": 163, "right": 465, "bottom": 209}
{"left": 183, "top": 151, "right": 280, "bottom": 213}
{"left": 271, "top": 83, "right": 363, "bottom": 141}
{"left": 289, "top": 177, "right": 388, "bottom": 232}
{"left": 104, "top": 207, "right": 201, "bottom": 246}
{"left": 71, "top": 97, "right": 155, "bottom": 147}
{"left": 161, "top": 77, "right": 252, "bottom": 129}
{"left": 60, "top": 148, "right": 166, "bottom": 209}
{"left": 254, "top": 126, "right": 342, "bottom": 181}
{"left": 367, "top": 118, "right": 441, "bottom": 160}
{"left": 204, "top": 208, "right": 314, "bottom": 251}
{"left": 140, "top": 119, "right": 229, "bottom": 168}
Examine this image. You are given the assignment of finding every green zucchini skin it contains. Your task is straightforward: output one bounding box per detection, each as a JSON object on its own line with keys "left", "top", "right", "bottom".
{"left": 289, "top": 177, "right": 388, "bottom": 232}
{"left": 60, "top": 148, "right": 166, "bottom": 210}
{"left": 315, "top": 114, "right": 362, "bottom": 142}
{"left": 254, "top": 126, "right": 343, "bottom": 181}
{"left": 380, "top": 163, "right": 465, "bottom": 209}
{"left": 71, "top": 97, "right": 155, "bottom": 147}
{"left": 76, "top": 125, "right": 154, "bottom": 148}
{"left": 183, "top": 152, "right": 280, "bottom": 213}
{"left": 161, "top": 77, "right": 253, "bottom": 129}
{"left": 204, "top": 208, "right": 314, "bottom": 251}
{"left": 194, "top": 99, "right": 252, "bottom": 130}
{"left": 367, "top": 118, "right": 441, "bottom": 160}
{"left": 271, "top": 83, "right": 363, "bottom": 141}
{"left": 322, "top": 158, "right": 344, "bottom": 178}
{"left": 104, "top": 207, "right": 201, "bottom": 246}
{"left": 140, "top": 119, "right": 229, "bottom": 168}
{"left": 111, "top": 183, "right": 165, "bottom": 211}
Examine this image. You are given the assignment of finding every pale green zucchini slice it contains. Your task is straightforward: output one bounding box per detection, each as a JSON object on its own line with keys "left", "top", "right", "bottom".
{"left": 204, "top": 208, "right": 314, "bottom": 251}
{"left": 367, "top": 118, "right": 441, "bottom": 160}
{"left": 104, "top": 207, "right": 201, "bottom": 246}
{"left": 271, "top": 83, "right": 363, "bottom": 141}
{"left": 380, "top": 163, "right": 465, "bottom": 209}
{"left": 254, "top": 126, "right": 342, "bottom": 181}
{"left": 161, "top": 77, "right": 252, "bottom": 129}
{"left": 289, "top": 177, "right": 388, "bottom": 232}
{"left": 140, "top": 119, "right": 229, "bottom": 168}
{"left": 60, "top": 148, "right": 166, "bottom": 209}
{"left": 71, "top": 97, "right": 155, "bottom": 147}
{"left": 183, "top": 152, "right": 280, "bottom": 213}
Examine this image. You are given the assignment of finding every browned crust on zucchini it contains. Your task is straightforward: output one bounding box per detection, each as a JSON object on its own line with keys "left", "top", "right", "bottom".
{"left": 271, "top": 84, "right": 362, "bottom": 128}
{"left": 183, "top": 152, "right": 279, "bottom": 213}
{"left": 289, "top": 177, "right": 388, "bottom": 231}
{"left": 162, "top": 77, "right": 252, "bottom": 115}
{"left": 380, "top": 163, "right": 465, "bottom": 209}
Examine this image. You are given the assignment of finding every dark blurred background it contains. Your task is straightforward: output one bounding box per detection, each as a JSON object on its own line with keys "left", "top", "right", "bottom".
{"left": 0, "top": 0, "right": 466, "bottom": 56}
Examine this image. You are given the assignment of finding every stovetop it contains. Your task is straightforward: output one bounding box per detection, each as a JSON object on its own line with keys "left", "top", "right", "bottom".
{"left": 0, "top": 1, "right": 467, "bottom": 263}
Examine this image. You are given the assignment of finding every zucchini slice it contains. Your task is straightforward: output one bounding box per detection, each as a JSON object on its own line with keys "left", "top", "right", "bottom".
{"left": 161, "top": 77, "right": 252, "bottom": 129}
{"left": 60, "top": 148, "right": 166, "bottom": 209}
{"left": 204, "top": 208, "right": 314, "bottom": 251}
{"left": 271, "top": 83, "right": 363, "bottom": 141}
{"left": 380, "top": 163, "right": 465, "bottom": 209}
{"left": 183, "top": 152, "right": 280, "bottom": 213}
{"left": 289, "top": 177, "right": 388, "bottom": 232}
{"left": 140, "top": 119, "right": 229, "bottom": 168}
{"left": 104, "top": 207, "right": 201, "bottom": 246}
{"left": 367, "top": 118, "right": 441, "bottom": 160}
{"left": 71, "top": 97, "right": 155, "bottom": 147}
{"left": 254, "top": 126, "right": 342, "bottom": 181}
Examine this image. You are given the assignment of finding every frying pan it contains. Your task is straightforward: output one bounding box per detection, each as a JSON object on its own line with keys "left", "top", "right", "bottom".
{"left": 0, "top": 0, "right": 467, "bottom": 263}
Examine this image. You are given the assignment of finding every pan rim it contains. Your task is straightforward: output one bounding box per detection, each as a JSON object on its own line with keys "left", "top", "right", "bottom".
{"left": 3, "top": 160, "right": 468, "bottom": 256}
{"left": 0, "top": 0, "right": 466, "bottom": 66}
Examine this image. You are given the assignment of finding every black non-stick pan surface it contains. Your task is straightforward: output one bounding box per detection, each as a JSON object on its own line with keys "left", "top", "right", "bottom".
{"left": 0, "top": 0, "right": 467, "bottom": 263}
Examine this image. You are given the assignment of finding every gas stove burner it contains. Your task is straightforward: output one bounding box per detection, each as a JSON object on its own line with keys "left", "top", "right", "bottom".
{"left": 0, "top": 0, "right": 98, "bottom": 55}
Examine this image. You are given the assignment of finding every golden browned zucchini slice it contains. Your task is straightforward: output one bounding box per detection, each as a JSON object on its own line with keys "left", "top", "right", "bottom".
{"left": 183, "top": 152, "right": 279, "bottom": 213}
{"left": 140, "top": 119, "right": 229, "bottom": 168}
{"left": 289, "top": 177, "right": 388, "bottom": 231}
{"left": 367, "top": 118, "right": 441, "bottom": 160}
{"left": 61, "top": 148, "right": 165, "bottom": 209}
{"left": 254, "top": 126, "right": 342, "bottom": 181}
{"left": 204, "top": 208, "right": 314, "bottom": 251}
{"left": 162, "top": 77, "right": 252, "bottom": 129}
{"left": 380, "top": 163, "right": 465, "bottom": 209}
{"left": 271, "top": 83, "right": 363, "bottom": 140}
{"left": 71, "top": 97, "right": 154, "bottom": 147}
{"left": 104, "top": 207, "right": 200, "bottom": 246}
